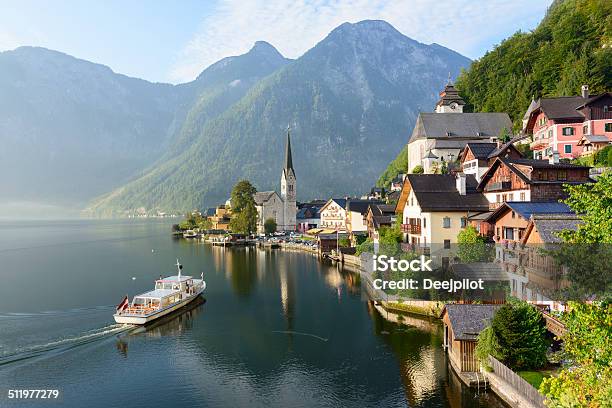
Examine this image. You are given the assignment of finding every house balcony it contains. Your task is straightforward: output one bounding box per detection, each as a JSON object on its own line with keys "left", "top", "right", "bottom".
{"left": 487, "top": 181, "right": 511, "bottom": 192}
{"left": 401, "top": 224, "right": 421, "bottom": 234}
{"left": 530, "top": 138, "right": 549, "bottom": 150}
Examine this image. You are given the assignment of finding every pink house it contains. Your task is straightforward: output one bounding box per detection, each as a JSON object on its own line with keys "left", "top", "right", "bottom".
{"left": 523, "top": 86, "right": 612, "bottom": 160}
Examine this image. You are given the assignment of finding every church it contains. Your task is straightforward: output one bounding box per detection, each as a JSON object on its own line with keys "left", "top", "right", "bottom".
{"left": 253, "top": 130, "right": 297, "bottom": 233}
{"left": 407, "top": 81, "right": 512, "bottom": 174}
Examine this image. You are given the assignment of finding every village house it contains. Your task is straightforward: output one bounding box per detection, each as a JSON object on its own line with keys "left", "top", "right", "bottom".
{"left": 407, "top": 81, "right": 512, "bottom": 173}
{"left": 523, "top": 85, "right": 612, "bottom": 160}
{"left": 477, "top": 157, "right": 591, "bottom": 210}
{"left": 458, "top": 139, "right": 523, "bottom": 182}
{"left": 484, "top": 201, "right": 574, "bottom": 244}
{"left": 576, "top": 134, "right": 611, "bottom": 157}
{"left": 296, "top": 205, "right": 321, "bottom": 233}
{"left": 516, "top": 214, "right": 581, "bottom": 311}
{"left": 441, "top": 304, "right": 500, "bottom": 373}
{"left": 365, "top": 203, "right": 396, "bottom": 239}
{"left": 319, "top": 198, "right": 348, "bottom": 231}
{"left": 395, "top": 173, "right": 490, "bottom": 261}
{"left": 253, "top": 131, "right": 297, "bottom": 234}
{"left": 345, "top": 199, "right": 384, "bottom": 239}
{"left": 209, "top": 205, "right": 231, "bottom": 230}
{"left": 389, "top": 173, "right": 406, "bottom": 192}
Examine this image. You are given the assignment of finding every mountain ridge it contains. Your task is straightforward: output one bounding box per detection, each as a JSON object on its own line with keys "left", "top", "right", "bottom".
{"left": 85, "top": 19, "right": 471, "bottom": 216}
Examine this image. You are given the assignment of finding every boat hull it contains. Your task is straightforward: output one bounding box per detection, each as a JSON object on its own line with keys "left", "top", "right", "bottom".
{"left": 113, "top": 287, "right": 205, "bottom": 325}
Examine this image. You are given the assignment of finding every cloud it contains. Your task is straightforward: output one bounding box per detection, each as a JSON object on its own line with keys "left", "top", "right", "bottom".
{"left": 168, "top": 0, "right": 551, "bottom": 83}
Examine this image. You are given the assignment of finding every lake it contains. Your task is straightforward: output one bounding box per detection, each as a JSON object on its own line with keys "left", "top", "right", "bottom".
{"left": 0, "top": 220, "right": 504, "bottom": 407}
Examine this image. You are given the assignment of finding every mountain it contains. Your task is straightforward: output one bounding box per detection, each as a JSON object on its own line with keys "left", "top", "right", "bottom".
{"left": 0, "top": 47, "right": 179, "bottom": 209}
{"left": 0, "top": 43, "right": 290, "bottom": 214}
{"left": 87, "top": 20, "right": 471, "bottom": 215}
{"left": 455, "top": 0, "right": 611, "bottom": 128}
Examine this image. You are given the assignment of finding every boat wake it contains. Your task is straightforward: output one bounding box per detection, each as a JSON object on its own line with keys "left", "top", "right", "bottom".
{"left": 271, "top": 330, "right": 329, "bottom": 342}
{"left": 0, "top": 323, "right": 134, "bottom": 367}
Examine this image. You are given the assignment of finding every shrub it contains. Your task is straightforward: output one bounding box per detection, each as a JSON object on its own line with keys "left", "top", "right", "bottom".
{"left": 411, "top": 165, "right": 424, "bottom": 174}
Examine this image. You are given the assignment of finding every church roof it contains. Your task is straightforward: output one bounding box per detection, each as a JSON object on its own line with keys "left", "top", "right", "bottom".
{"left": 409, "top": 112, "right": 512, "bottom": 143}
{"left": 253, "top": 191, "right": 278, "bottom": 205}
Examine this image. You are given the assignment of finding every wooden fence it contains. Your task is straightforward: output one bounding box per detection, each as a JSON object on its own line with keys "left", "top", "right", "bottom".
{"left": 488, "top": 356, "right": 546, "bottom": 408}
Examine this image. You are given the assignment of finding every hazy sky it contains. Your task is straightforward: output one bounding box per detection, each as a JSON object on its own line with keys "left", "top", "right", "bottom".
{"left": 0, "top": 0, "right": 552, "bottom": 84}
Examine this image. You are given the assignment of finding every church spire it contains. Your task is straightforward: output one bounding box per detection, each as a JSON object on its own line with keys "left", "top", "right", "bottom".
{"left": 284, "top": 126, "right": 295, "bottom": 176}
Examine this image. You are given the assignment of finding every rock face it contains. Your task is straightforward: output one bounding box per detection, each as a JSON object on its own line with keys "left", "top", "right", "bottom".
{"left": 0, "top": 20, "right": 471, "bottom": 215}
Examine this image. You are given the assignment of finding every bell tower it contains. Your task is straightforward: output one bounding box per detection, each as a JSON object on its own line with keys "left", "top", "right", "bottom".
{"left": 435, "top": 75, "right": 466, "bottom": 113}
{"left": 280, "top": 127, "right": 297, "bottom": 230}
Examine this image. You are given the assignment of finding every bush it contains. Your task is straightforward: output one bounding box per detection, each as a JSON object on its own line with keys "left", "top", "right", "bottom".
{"left": 411, "top": 165, "right": 424, "bottom": 174}
{"left": 264, "top": 218, "right": 277, "bottom": 235}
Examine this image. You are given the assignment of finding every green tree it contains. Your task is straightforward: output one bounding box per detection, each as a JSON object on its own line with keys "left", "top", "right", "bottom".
{"left": 264, "top": 218, "right": 277, "bottom": 235}
{"left": 457, "top": 226, "right": 492, "bottom": 263}
{"left": 455, "top": 0, "right": 612, "bottom": 129}
{"left": 482, "top": 300, "right": 548, "bottom": 370}
{"left": 540, "top": 300, "right": 612, "bottom": 408}
{"left": 548, "top": 173, "right": 612, "bottom": 299}
{"left": 338, "top": 237, "right": 351, "bottom": 247}
{"left": 229, "top": 180, "right": 258, "bottom": 234}
{"left": 231, "top": 180, "right": 257, "bottom": 212}
{"left": 475, "top": 326, "right": 504, "bottom": 371}
{"left": 411, "top": 165, "right": 424, "bottom": 174}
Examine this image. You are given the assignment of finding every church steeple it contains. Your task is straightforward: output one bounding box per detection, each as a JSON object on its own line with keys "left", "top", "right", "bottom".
{"left": 435, "top": 78, "right": 466, "bottom": 113}
{"left": 284, "top": 127, "right": 295, "bottom": 177}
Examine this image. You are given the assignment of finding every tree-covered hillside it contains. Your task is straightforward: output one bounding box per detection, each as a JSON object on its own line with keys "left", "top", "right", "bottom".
{"left": 456, "top": 0, "right": 612, "bottom": 128}
{"left": 375, "top": 0, "right": 611, "bottom": 187}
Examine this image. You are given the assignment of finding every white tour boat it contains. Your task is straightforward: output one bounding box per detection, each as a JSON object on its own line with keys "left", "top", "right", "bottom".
{"left": 113, "top": 260, "right": 206, "bottom": 325}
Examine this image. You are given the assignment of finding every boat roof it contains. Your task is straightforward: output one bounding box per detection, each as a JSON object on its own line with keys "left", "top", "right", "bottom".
{"left": 135, "top": 289, "right": 179, "bottom": 299}
{"left": 156, "top": 275, "right": 193, "bottom": 283}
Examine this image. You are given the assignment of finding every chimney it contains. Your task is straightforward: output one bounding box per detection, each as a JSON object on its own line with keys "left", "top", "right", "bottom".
{"left": 581, "top": 85, "right": 589, "bottom": 99}
{"left": 549, "top": 151, "right": 560, "bottom": 164}
{"left": 456, "top": 172, "right": 467, "bottom": 195}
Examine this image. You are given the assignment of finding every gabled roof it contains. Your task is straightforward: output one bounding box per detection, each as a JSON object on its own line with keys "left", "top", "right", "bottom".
{"left": 369, "top": 204, "right": 396, "bottom": 216}
{"left": 409, "top": 112, "right": 512, "bottom": 143}
{"left": 441, "top": 304, "right": 500, "bottom": 341}
{"left": 321, "top": 198, "right": 348, "bottom": 212}
{"left": 253, "top": 191, "right": 279, "bottom": 205}
{"left": 205, "top": 207, "right": 216, "bottom": 217}
{"left": 400, "top": 174, "right": 489, "bottom": 212}
{"left": 346, "top": 199, "right": 384, "bottom": 215}
{"left": 487, "top": 135, "right": 529, "bottom": 159}
{"left": 462, "top": 142, "right": 497, "bottom": 160}
{"left": 521, "top": 214, "right": 582, "bottom": 245}
{"left": 578, "top": 135, "right": 611, "bottom": 145}
{"left": 485, "top": 201, "right": 574, "bottom": 223}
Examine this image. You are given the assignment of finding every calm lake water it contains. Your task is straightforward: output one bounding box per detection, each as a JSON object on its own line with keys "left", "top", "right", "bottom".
{"left": 0, "top": 220, "right": 504, "bottom": 407}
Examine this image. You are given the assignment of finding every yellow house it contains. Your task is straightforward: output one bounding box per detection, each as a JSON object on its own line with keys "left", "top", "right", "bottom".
{"left": 395, "top": 174, "right": 490, "bottom": 260}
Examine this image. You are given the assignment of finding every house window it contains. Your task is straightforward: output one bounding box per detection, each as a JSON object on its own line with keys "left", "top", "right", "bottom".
{"left": 504, "top": 227, "right": 514, "bottom": 241}
{"left": 508, "top": 193, "right": 514, "bottom": 201}
{"left": 496, "top": 194, "right": 501, "bottom": 203}
{"left": 564, "top": 144, "right": 572, "bottom": 154}
{"left": 604, "top": 106, "right": 609, "bottom": 113}
{"left": 583, "top": 125, "right": 588, "bottom": 135}
{"left": 423, "top": 218, "right": 427, "bottom": 229}
{"left": 606, "top": 123, "right": 612, "bottom": 132}
{"left": 558, "top": 170, "right": 567, "bottom": 181}
{"left": 520, "top": 192, "right": 526, "bottom": 201}
{"left": 460, "top": 217, "right": 467, "bottom": 228}
{"left": 443, "top": 217, "right": 451, "bottom": 229}
{"left": 547, "top": 129, "right": 553, "bottom": 139}
{"left": 511, "top": 211, "right": 515, "bottom": 219}
{"left": 562, "top": 127, "right": 575, "bottom": 136}
{"left": 444, "top": 239, "right": 451, "bottom": 249}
